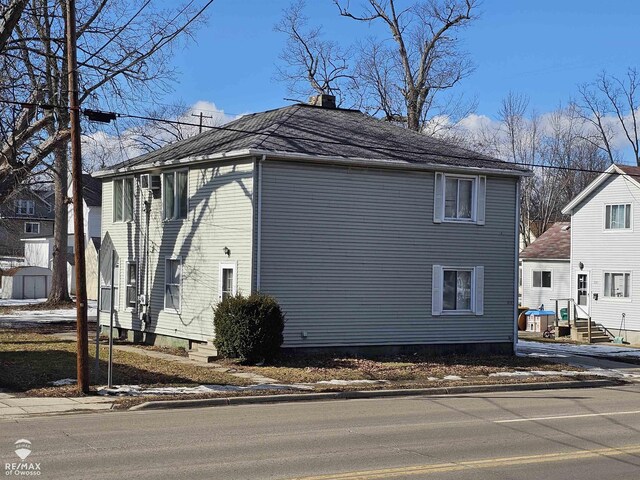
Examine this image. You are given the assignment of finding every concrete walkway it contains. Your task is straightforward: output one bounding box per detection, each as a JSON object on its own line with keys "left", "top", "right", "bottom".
{"left": 51, "top": 331, "right": 278, "bottom": 384}
{"left": 0, "top": 391, "right": 113, "bottom": 418}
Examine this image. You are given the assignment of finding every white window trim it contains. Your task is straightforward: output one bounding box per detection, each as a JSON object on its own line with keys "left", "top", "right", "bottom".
{"left": 164, "top": 256, "right": 182, "bottom": 313}
{"left": 162, "top": 170, "right": 189, "bottom": 222}
{"left": 433, "top": 265, "right": 484, "bottom": 316}
{"left": 219, "top": 262, "right": 238, "bottom": 300}
{"left": 99, "top": 258, "right": 120, "bottom": 312}
{"left": 112, "top": 177, "right": 134, "bottom": 223}
{"left": 125, "top": 259, "right": 138, "bottom": 311}
{"left": 602, "top": 271, "right": 632, "bottom": 302}
{"left": 442, "top": 174, "right": 477, "bottom": 223}
{"left": 603, "top": 203, "right": 633, "bottom": 232}
{"left": 15, "top": 199, "right": 35, "bottom": 216}
{"left": 24, "top": 221, "right": 40, "bottom": 233}
{"left": 532, "top": 269, "right": 553, "bottom": 289}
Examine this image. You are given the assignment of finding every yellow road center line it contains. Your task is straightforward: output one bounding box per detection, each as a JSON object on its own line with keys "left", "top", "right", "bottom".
{"left": 494, "top": 409, "right": 640, "bottom": 423}
{"left": 289, "top": 444, "right": 640, "bottom": 480}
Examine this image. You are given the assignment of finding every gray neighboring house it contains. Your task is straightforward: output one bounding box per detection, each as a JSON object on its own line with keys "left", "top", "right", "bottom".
{"left": 93, "top": 96, "right": 529, "bottom": 354}
{"left": 520, "top": 222, "right": 571, "bottom": 313}
{"left": 0, "top": 186, "right": 54, "bottom": 257}
{"left": 562, "top": 164, "right": 640, "bottom": 343}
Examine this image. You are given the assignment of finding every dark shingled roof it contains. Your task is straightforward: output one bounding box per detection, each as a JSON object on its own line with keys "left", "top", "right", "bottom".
{"left": 521, "top": 222, "right": 571, "bottom": 260}
{"left": 81, "top": 173, "right": 102, "bottom": 206}
{"left": 617, "top": 164, "right": 640, "bottom": 181}
{"left": 106, "top": 104, "right": 529, "bottom": 175}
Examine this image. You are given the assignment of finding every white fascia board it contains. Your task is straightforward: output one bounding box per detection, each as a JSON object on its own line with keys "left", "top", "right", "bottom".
{"left": 248, "top": 149, "right": 532, "bottom": 178}
{"left": 91, "top": 149, "right": 255, "bottom": 178}
{"left": 561, "top": 164, "right": 640, "bottom": 215}
{"left": 92, "top": 147, "right": 532, "bottom": 179}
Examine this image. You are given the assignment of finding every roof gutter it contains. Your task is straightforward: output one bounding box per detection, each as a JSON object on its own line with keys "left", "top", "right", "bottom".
{"left": 92, "top": 148, "right": 532, "bottom": 179}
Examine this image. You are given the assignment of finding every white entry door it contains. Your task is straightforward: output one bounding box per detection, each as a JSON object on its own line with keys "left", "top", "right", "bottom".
{"left": 23, "top": 276, "right": 46, "bottom": 299}
{"left": 576, "top": 273, "right": 589, "bottom": 318}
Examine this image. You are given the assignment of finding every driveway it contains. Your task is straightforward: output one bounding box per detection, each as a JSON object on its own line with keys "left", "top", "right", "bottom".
{"left": 517, "top": 340, "right": 640, "bottom": 381}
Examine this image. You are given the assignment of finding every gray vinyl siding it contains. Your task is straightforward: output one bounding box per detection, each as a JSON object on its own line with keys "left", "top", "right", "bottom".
{"left": 259, "top": 161, "right": 517, "bottom": 348}
{"left": 570, "top": 173, "right": 640, "bottom": 333}
{"left": 521, "top": 259, "right": 570, "bottom": 312}
{"left": 100, "top": 159, "right": 254, "bottom": 342}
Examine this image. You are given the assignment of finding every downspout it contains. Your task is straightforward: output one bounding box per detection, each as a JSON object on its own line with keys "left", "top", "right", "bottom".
{"left": 513, "top": 178, "right": 521, "bottom": 354}
{"left": 256, "top": 154, "right": 265, "bottom": 291}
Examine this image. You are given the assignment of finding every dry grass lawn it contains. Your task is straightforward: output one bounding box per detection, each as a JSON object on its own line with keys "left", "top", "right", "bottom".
{"left": 0, "top": 329, "right": 247, "bottom": 396}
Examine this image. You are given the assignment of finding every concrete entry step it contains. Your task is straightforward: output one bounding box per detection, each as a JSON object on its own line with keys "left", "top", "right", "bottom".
{"left": 188, "top": 341, "right": 218, "bottom": 363}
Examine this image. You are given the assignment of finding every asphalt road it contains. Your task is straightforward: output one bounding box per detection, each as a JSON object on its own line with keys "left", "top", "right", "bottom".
{"left": 1, "top": 385, "right": 640, "bottom": 479}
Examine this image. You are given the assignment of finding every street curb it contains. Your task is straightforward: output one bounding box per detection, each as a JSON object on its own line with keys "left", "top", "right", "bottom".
{"left": 129, "top": 379, "right": 624, "bottom": 411}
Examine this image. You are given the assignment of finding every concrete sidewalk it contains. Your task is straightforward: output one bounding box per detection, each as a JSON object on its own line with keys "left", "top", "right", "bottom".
{"left": 0, "top": 391, "right": 113, "bottom": 418}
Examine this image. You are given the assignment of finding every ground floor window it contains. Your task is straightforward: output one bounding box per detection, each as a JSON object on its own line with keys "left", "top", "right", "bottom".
{"left": 126, "top": 261, "right": 137, "bottom": 308}
{"left": 532, "top": 270, "right": 552, "bottom": 288}
{"left": 604, "top": 272, "right": 630, "bottom": 298}
{"left": 24, "top": 222, "right": 40, "bottom": 233}
{"left": 219, "top": 263, "right": 236, "bottom": 300}
{"left": 432, "top": 265, "right": 484, "bottom": 316}
{"left": 165, "top": 257, "right": 182, "bottom": 311}
{"left": 100, "top": 259, "right": 119, "bottom": 311}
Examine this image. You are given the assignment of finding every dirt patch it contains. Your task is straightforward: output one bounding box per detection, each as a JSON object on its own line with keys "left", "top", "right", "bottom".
{"left": 220, "top": 352, "right": 582, "bottom": 384}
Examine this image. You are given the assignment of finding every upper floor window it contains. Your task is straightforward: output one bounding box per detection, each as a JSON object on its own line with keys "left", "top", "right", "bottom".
{"left": 433, "top": 173, "right": 486, "bottom": 225}
{"left": 15, "top": 200, "right": 35, "bottom": 216}
{"left": 445, "top": 177, "right": 474, "bottom": 220}
{"left": 532, "top": 270, "right": 552, "bottom": 288}
{"left": 163, "top": 171, "right": 188, "bottom": 221}
{"left": 24, "top": 222, "right": 40, "bottom": 234}
{"left": 605, "top": 204, "right": 631, "bottom": 230}
{"left": 113, "top": 178, "right": 134, "bottom": 222}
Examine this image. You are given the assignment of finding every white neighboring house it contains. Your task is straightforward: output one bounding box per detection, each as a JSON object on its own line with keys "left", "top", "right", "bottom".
{"left": 562, "top": 164, "right": 640, "bottom": 343}
{"left": 67, "top": 174, "right": 102, "bottom": 299}
{"left": 520, "top": 222, "right": 571, "bottom": 315}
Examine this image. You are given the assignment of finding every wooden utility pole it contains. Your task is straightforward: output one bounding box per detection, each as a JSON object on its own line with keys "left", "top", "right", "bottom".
{"left": 191, "top": 111, "right": 213, "bottom": 133}
{"left": 65, "top": 0, "right": 90, "bottom": 393}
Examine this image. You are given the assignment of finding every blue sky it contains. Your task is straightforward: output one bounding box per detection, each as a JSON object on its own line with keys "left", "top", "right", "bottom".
{"left": 159, "top": 0, "right": 639, "bottom": 119}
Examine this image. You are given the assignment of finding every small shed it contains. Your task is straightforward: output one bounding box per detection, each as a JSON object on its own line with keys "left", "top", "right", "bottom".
{"left": 0, "top": 266, "right": 52, "bottom": 299}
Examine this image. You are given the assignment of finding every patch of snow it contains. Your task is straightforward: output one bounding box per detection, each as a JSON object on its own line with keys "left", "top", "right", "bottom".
{"left": 518, "top": 340, "right": 640, "bottom": 359}
{"left": 50, "top": 378, "right": 76, "bottom": 386}
{"left": 0, "top": 300, "right": 97, "bottom": 325}
{"left": 97, "top": 383, "right": 315, "bottom": 397}
{"left": 443, "top": 375, "right": 462, "bottom": 381}
{"left": 0, "top": 298, "right": 47, "bottom": 307}
{"left": 314, "top": 379, "right": 388, "bottom": 386}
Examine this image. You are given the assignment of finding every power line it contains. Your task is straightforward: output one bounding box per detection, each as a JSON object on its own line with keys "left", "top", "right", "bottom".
{"left": 2, "top": 97, "right": 639, "bottom": 179}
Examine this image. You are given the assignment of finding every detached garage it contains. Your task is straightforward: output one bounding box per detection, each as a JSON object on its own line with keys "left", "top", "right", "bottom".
{"left": 0, "top": 266, "right": 52, "bottom": 299}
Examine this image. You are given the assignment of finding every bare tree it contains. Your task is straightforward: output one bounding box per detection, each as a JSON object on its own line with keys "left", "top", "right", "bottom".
{"left": 1, "top": 0, "right": 211, "bottom": 303}
{"left": 275, "top": 0, "right": 353, "bottom": 103}
{"left": 335, "top": 0, "right": 477, "bottom": 131}
{"left": 0, "top": 0, "right": 27, "bottom": 52}
{"left": 577, "top": 68, "right": 640, "bottom": 166}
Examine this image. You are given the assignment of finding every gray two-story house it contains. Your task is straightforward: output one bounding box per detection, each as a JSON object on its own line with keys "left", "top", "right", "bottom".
{"left": 562, "top": 163, "right": 640, "bottom": 343}
{"left": 94, "top": 96, "right": 529, "bottom": 354}
{"left": 0, "top": 186, "right": 54, "bottom": 257}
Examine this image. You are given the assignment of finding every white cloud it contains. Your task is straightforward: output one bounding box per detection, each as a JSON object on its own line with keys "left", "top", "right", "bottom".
{"left": 82, "top": 100, "right": 240, "bottom": 171}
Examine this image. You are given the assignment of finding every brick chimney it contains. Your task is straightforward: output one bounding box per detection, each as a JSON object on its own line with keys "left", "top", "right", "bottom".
{"left": 309, "top": 94, "right": 336, "bottom": 109}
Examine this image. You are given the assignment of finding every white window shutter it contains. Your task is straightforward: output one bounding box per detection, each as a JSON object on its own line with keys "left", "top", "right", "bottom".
{"left": 476, "top": 176, "right": 486, "bottom": 225}
{"left": 432, "top": 265, "right": 443, "bottom": 316}
{"left": 474, "top": 266, "right": 484, "bottom": 316}
{"left": 433, "top": 172, "right": 444, "bottom": 223}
